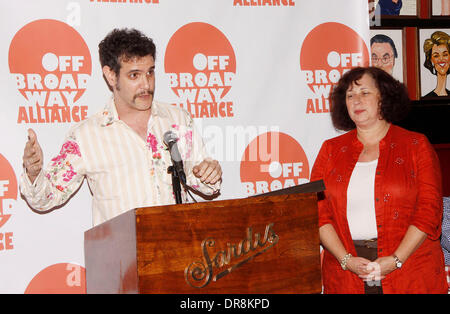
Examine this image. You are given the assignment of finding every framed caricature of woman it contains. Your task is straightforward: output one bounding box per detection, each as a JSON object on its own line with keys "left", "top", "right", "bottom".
{"left": 419, "top": 29, "right": 450, "bottom": 99}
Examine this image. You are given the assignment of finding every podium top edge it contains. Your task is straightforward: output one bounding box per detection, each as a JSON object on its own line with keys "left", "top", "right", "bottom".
{"left": 250, "top": 180, "right": 325, "bottom": 198}
{"left": 86, "top": 181, "right": 325, "bottom": 231}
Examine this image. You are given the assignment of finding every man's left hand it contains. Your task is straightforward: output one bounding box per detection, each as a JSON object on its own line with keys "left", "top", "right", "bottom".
{"left": 193, "top": 158, "right": 222, "bottom": 184}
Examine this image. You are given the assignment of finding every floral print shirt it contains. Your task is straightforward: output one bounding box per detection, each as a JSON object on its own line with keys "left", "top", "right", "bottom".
{"left": 20, "top": 97, "right": 220, "bottom": 226}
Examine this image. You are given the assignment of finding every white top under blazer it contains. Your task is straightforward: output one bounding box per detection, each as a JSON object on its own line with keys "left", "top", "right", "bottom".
{"left": 346, "top": 159, "right": 378, "bottom": 240}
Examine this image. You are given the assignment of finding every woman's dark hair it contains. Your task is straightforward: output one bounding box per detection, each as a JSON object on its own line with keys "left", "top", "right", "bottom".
{"left": 98, "top": 28, "right": 156, "bottom": 76}
{"left": 330, "top": 67, "right": 410, "bottom": 131}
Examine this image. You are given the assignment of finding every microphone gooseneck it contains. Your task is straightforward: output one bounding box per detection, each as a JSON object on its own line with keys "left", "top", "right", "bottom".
{"left": 163, "top": 131, "right": 187, "bottom": 185}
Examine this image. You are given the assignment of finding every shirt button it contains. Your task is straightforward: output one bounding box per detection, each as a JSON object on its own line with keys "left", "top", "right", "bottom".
{"left": 393, "top": 211, "right": 399, "bottom": 220}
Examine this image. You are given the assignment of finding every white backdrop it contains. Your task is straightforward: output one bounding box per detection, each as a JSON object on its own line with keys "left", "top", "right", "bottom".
{"left": 0, "top": 0, "right": 370, "bottom": 293}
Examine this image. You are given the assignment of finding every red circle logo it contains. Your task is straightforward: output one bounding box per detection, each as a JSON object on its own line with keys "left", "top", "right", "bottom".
{"left": 300, "top": 22, "right": 369, "bottom": 114}
{"left": 165, "top": 22, "right": 236, "bottom": 118}
{"left": 9, "top": 19, "right": 92, "bottom": 123}
{"left": 0, "top": 154, "right": 17, "bottom": 230}
{"left": 25, "top": 263, "right": 86, "bottom": 294}
{"left": 240, "top": 132, "right": 309, "bottom": 196}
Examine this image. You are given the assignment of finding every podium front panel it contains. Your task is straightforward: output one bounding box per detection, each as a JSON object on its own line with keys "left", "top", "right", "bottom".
{"left": 133, "top": 193, "right": 321, "bottom": 294}
{"left": 84, "top": 210, "right": 139, "bottom": 293}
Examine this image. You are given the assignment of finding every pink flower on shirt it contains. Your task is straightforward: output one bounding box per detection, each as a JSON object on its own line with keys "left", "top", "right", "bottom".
{"left": 183, "top": 130, "right": 193, "bottom": 159}
{"left": 62, "top": 166, "right": 77, "bottom": 182}
{"left": 51, "top": 140, "right": 81, "bottom": 166}
{"left": 147, "top": 132, "right": 158, "bottom": 153}
{"left": 46, "top": 141, "right": 81, "bottom": 192}
{"left": 61, "top": 141, "right": 81, "bottom": 156}
{"left": 185, "top": 130, "right": 192, "bottom": 141}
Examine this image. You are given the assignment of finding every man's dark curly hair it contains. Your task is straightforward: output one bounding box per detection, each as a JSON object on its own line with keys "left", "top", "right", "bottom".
{"left": 98, "top": 28, "right": 156, "bottom": 76}
{"left": 330, "top": 66, "right": 410, "bottom": 131}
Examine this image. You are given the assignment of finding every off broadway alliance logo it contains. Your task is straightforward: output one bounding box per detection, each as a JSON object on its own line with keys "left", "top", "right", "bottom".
{"left": 240, "top": 132, "right": 309, "bottom": 196}
{"left": 165, "top": 22, "right": 236, "bottom": 119}
{"left": 0, "top": 154, "right": 17, "bottom": 252}
{"left": 9, "top": 19, "right": 92, "bottom": 124}
{"left": 300, "top": 22, "right": 369, "bottom": 114}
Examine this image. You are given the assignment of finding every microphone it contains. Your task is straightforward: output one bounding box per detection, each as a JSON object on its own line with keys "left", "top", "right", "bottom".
{"left": 163, "top": 131, "right": 187, "bottom": 185}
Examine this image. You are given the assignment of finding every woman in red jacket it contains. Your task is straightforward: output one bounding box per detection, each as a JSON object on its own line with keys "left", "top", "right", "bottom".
{"left": 311, "top": 67, "right": 447, "bottom": 293}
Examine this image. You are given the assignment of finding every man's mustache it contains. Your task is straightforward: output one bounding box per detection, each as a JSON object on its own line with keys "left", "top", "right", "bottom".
{"left": 135, "top": 90, "right": 154, "bottom": 98}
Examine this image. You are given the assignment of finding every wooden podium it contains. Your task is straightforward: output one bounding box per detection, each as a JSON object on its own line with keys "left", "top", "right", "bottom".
{"left": 84, "top": 182, "right": 324, "bottom": 294}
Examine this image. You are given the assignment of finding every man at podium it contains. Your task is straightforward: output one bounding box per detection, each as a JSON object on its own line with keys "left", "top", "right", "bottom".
{"left": 20, "top": 28, "right": 222, "bottom": 226}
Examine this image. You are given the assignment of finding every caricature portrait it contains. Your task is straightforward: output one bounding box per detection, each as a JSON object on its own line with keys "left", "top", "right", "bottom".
{"left": 376, "top": 0, "right": 402, "bottom": 15}
{"left": 372, "top": 0, "right": 417, "bottom": 16}
{"left": 421, "top": 30, "right": 450, "bottom": 98}
{"left": 370, "top": 30, "right": 403, "bottom": 82}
